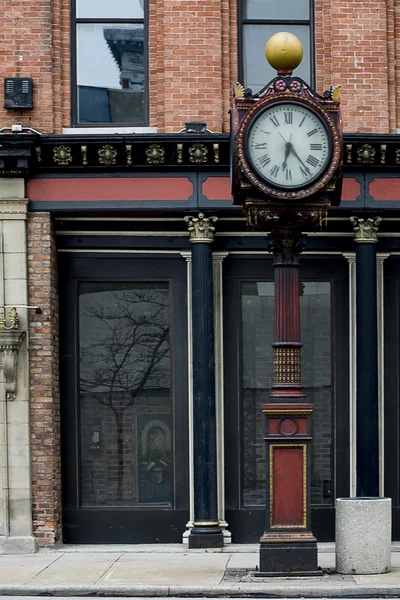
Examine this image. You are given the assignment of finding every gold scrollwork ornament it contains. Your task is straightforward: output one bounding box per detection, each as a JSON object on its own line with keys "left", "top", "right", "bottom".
{"left": 146, "top": 144, "right": 165, "bottom": 165}
{"left": 189, "top": 144, "right": 208, "bottom": 164}
{"left": 53, "top": 145, "right": 72, "bottom": 166}
{"left": 357, "top": 144, "right": 375, "bottom": 165}
{"left": 98, "top": 145, "right": 117, "bottom": 166}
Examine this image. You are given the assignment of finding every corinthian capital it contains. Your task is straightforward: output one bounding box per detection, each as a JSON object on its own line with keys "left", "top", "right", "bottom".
{"left": 184, "top": 213, "right": 218, "bottom": 243}
{"left": 350, "top": 216, "right": 382, "bottom": 243}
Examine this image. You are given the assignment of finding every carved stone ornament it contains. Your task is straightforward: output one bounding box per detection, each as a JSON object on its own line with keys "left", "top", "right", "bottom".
{"left": 184, "top": 213, "right": 218, "bottom": 243}
{"left": 0, "top": 307, "right": 19, "bottom": 330}
{"left": 357, "top": 144, "right": 375, "bottom": 165}
{"left": 189, "top": 144, "right": 208, "bottom": 164}
{"left": 53, "top": 145, "right": 72, "bottom": 166}
{"left": 350, "top": 216, "right": 382, "bottom": 243}
{"left": 0, "top": 331, "right": 24, "bottom": 401}
{"left": 146, "top": 144, "right": 165, "bottom": 165}
{"left": 98, "top": 145, "right": 117, "bottom": 166}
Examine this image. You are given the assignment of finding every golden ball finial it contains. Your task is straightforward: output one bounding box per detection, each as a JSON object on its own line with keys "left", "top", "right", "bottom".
{"left": 265, "top": 32, "right": 303, "bottom": 75}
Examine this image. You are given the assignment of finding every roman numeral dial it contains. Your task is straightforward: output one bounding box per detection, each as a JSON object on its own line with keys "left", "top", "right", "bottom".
{"left": 246, "top": 102, "right": 331, "bottom": 189}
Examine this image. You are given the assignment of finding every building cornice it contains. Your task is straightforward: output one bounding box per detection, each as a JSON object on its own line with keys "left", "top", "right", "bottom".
{"left": 1, "top": 132, "right": 400, "bottom": 177}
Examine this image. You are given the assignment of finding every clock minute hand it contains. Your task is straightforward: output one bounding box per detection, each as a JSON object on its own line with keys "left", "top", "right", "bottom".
{"left": 287, "top": 143, "right": 311, "bottom": 176}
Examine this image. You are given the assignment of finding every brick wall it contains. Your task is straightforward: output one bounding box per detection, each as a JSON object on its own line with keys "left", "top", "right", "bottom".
{"left": 0, "top": 0, "right": 395, "bottom": 134}
{"left": 315, "top": 0, "right": 392, "bottom": 133}
{"left": 0, "top": 0, "right": 70, "bottom": 134}
{"left": 27, "top": 213, "right": 61, "bottom": 546}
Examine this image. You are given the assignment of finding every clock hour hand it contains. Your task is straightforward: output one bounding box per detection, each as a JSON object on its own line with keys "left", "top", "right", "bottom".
{"left": 282, "top": 142, "right": 291, "bottom": 171}
{"left": 281, "top": 134, "right": 292, "bottom": 171}
{"left": 287, "top": 143, "right": 311, "bottom": 176}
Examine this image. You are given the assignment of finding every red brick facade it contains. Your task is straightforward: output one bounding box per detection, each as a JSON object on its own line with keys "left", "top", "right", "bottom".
{"left": 27, "top": 213, "right": 61, "bottom": 546}
{"left": 1, "top": 0, "right": 397, "bottom": 547}
{"left": 1, "top": 0, "right": 396, "bottom": 134}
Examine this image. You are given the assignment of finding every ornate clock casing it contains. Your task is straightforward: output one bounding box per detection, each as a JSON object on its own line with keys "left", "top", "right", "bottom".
{"left": 231, "top": 76, "right": 343, "bottom": 228}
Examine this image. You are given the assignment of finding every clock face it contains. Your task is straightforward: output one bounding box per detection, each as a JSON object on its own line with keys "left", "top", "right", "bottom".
{"left": 245, "top": 102, "right": 332, "bottom": 189}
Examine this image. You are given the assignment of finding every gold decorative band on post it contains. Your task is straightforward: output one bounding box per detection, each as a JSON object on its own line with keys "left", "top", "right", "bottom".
{"left": 193, "top": 521, "right": 220, "bottom": 527}
{"left": 273, "top": 347, "right": 301, "bottom": 383}
{"left": 0, "top": 308, "right": 19, "bottom": 330}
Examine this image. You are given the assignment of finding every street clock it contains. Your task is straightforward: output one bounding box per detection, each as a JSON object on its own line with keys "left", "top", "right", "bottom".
{"left": 231, "top": 32, "right": 343, "bottom": 223}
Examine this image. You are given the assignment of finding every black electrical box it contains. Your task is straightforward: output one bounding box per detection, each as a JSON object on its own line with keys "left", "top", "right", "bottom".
{"left": 4, "top": 78, "right": 33, "bottom": 109}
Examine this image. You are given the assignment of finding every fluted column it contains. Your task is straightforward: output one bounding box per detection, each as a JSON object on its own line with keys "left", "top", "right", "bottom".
{"left": 350, "top": 216, "right": 381, "bottom": 497}
{"left": 184, "top": 213, "right": 223, "bottom": 549}
{"left": 259, "top": 233, "right": 318, "bottom": 576}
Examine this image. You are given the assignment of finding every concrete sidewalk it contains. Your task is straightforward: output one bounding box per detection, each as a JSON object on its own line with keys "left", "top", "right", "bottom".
{"left": 1, "top": 543, "right": 400, "bottom": 597}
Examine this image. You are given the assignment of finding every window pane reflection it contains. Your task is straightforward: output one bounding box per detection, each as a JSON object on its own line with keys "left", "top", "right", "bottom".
{"left": 243, "top": 24, "right": 310, "bottom": 92}
{"left": 79, "top": 282, "right": 172, "bottom": 507}
{"left": 77, "top": 23, "right": 145, "bottom": 124}
{"left": 77, "top": 0, "right": 144, "bottom": 19}
{"left": 241, "top": 280, "right": 332, "bottom": 507}
{"left": 244, "top": 0, "right": 309, "bottom": 20}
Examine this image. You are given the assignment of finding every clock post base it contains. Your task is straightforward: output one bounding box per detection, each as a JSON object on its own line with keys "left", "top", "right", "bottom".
{"left": 258, "top": 538, "right": 319, "bottom": 576}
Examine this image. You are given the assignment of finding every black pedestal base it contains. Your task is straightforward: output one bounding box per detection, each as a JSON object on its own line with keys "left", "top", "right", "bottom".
{"left": 259, "top": 541, "right": 319, "bottom": 576}
{"left": 189, "top": 529, "right": 224, "bottom": 549}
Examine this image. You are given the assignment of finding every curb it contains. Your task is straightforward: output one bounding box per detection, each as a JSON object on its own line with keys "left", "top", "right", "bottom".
{"left": 1, "top": 584, "right": 400, "bottom": 598}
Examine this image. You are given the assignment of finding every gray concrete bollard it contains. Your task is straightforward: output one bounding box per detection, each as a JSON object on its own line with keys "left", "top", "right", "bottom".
{"left": 336, "top": 497, "right": 391, "bottom": 574}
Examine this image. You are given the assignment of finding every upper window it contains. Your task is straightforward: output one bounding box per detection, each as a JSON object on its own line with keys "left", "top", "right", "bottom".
{"left": 73, "top": 0, "right": 148, "bottom": 125}
{"left": 240, "top": 0, "right": 313, "bottom": 94}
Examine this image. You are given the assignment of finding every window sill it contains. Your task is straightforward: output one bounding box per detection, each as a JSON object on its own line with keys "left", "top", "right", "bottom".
{"left": 62, "top": 126, "right": 158, "bottom": 134}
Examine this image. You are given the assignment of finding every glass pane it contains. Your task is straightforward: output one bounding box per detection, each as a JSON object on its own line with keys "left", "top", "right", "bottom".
{"left": 243, "top": 24, "right": 311, "bottom": 92}
{"left": 241, "top": 280, "right": 333, "bottom": 507}
{"left": 245, "top": 0, "right": 309, "bottom": 20}
{"left": 79, "top": 282, "right": 172, "bottom": 507}
{"left": 77, "top": 0, "right": 144, "bottom": 19}
{"left": 77, "top": 23, "right": 145, "bottom": 124}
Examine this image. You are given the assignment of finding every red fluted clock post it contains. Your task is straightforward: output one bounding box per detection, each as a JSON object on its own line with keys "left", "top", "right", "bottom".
{"left": 258, "top": 234, "right": 318, "bottom": 575}
{"left": 231, "top": 31, "right": 342, "bottom": 575}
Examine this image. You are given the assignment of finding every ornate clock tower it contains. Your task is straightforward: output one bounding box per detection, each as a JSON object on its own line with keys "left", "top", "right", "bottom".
{"left": 231, "top": 33, "right": 343, "bottom": 575}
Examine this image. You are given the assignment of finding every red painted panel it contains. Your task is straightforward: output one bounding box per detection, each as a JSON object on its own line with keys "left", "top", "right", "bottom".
{"left": 272, "top": 446, "right": 304, "bottom": 526}
{"left": 202, "top": 176, "right": 361, "bottom": 203}
{"left": 202, "top": 176, "right": 232, "bottom": 200}
{"left": 342, "top": 177, "right": 360, "bottom": 201}
{"left": 369, "top": 178, "right": 400, "bottom": 201}
{"left": 27, "top": 177, "right": 193, "bottom": 202}
{"left": 268, "top": 418, "right": 308, "bottom": 436}
{"left": 269, "top": 418, "right": 280, "bottom": 435}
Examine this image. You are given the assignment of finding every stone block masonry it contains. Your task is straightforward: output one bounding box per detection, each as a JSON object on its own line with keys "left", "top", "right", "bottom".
{"left": 28, "top": 213, "right": 61, "bottom": 547}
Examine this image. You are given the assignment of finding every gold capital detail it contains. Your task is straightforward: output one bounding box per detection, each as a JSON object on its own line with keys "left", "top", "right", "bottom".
{"left": 350, "top": 216, "right": 382, "bottom": 243}
{"left": 184, "top": 213, "right": 217, "bottom": 243}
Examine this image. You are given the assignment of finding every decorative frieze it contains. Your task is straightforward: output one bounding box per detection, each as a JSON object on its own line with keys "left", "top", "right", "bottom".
{"left": 2, "top": 131, "right": 400, "bottom": 175}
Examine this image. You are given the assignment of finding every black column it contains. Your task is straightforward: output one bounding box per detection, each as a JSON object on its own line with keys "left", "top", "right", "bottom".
{"left": 352, "top": 216, "right": 381, "bottom": 497}
{"left": 185, "top": 214, "right": 223, "bottom": 549}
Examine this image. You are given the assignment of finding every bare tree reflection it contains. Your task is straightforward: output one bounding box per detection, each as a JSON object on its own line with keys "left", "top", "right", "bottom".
{"left": 79, "top": 286, "right": 170, "bottom": 502}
